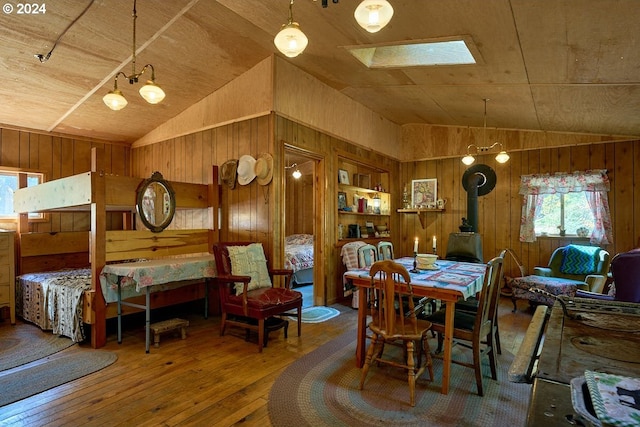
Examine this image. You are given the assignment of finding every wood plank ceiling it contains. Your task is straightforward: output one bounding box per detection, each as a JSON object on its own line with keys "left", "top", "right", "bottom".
{"left": 0, "top": 0, "right": 639, "bottom": 144}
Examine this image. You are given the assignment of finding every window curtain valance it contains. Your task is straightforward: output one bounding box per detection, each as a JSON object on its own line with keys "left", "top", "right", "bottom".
{"left": 519, "top": 169, "right": 613, "bottom": 245}
{"left": 519, "top": 169, "right": 610, "bottom": 195}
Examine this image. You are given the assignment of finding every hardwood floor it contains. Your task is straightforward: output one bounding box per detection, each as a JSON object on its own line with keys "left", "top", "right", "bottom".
{"left": 0, "top": 296, "right": 534, "bottom": 426}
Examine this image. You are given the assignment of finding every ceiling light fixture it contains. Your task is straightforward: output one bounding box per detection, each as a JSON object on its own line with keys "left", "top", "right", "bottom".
{"left": 103, "top": 0, "right": 165, "bottom": 111}
{"left": 274, "top": 0, "right": 308, "bottom": 58}
{"left": 285, "top": 163, "right": 302, "bottom": 179}
{"left": 354, "top": 0, "right": 394, "bottom": 33}
{"left": 462, "top": 99, "right": 510, "bottom": 166}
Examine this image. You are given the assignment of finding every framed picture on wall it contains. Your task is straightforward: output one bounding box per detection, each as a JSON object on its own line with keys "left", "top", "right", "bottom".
{"left": 338, "top": 191, "right": 347, "bottom": 210}
{"left": 411, "top": 179, "right": 437, "bottom": 208}
{"left": 338, "top": 169, "right": 350, "bottom": 185}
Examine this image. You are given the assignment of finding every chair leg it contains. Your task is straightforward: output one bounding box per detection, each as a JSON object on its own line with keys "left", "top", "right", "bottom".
{"left": 406, "top": 340, "right": 417, "bottom": 407}
{"left": 296, "top": 306, "right": 302, "bottom": 337}
{"left": 422, "top": 336, "right": 434, "bottom": 381}
{"left": 494, "top": 319, "right": 502, "bottom": 355}
{"left": 359, "top": 334, "right": 379, "bottom": 390}
{"left": 257, "top": 319, "right": 265, "bottom": 353}
{"left": 473, "top": 342, "right": 484, "bottom": 397}
{"left": 220, "top": 312, "right": 227, "bottom": 336}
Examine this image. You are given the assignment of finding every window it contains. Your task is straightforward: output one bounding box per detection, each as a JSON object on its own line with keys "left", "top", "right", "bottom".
{"left": 519, "top": 170, "right": 612, "bottom": 245}
{"left": 0, "top": 170, "right": 44, "bottom": 220}
{"left": 535, "top": 193, "right": 595, "bottom": 236}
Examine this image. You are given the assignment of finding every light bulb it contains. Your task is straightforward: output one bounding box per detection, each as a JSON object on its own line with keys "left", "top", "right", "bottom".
{"left": 292, "top": 169, "right": 302, "bottom": 179}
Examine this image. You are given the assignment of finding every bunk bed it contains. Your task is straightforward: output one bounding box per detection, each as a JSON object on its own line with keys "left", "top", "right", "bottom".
{"left": 13, "top": 148, "right": 220, "bottom": 349}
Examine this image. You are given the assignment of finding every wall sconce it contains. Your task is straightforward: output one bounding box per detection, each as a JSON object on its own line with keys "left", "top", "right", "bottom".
{"left": 103, "top": 0, "right": 165, "bottom": 110}
{"left": 285, "top": 163, "right": 302, "bottom": 179}
{"left": 462, "top": 99, "right": 509, "bottom": 165}
{"left": 354, "top": 0, "right": 394, "bottom": 33}
{"left": 274, "top": 0, "right": 308, "bottom": 58}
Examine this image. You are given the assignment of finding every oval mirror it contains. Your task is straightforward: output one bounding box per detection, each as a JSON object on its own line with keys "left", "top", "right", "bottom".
{"left": 136, "top": 171, "right": 176, "bottom": 233}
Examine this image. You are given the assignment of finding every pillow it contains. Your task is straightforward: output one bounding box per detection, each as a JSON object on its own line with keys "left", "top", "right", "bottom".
{"left": 227, "top": 243, "right": 272, "bottom": 295}
{"left": 560, "top": 245, "right": 601, "bottom": 275}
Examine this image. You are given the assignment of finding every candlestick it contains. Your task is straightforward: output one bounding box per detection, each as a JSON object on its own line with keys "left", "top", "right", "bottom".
{"left": 414, "top": 237, "right": 419, "bottom": 253}
{"left": 410, "top": 251, "right": 419, "bottom": 273}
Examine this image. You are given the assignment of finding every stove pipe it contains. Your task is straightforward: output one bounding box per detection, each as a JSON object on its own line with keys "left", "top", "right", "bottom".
{"left": 465, "top": 173, "right": 482, "bottom": 233}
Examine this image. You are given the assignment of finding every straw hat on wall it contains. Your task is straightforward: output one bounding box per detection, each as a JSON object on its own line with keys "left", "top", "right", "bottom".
{"left": 237, "top": 155, "right": 257, "bottom": 185}
{"left": 255, "top": 153, "right": 273, "bottom": 185}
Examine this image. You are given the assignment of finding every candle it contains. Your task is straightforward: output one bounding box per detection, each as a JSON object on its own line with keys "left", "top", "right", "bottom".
{"left": 432, "top": 235, "right": 437, "bottom": 251}
{"left": 414, "top": 237, "right": 419, "bottom": 253}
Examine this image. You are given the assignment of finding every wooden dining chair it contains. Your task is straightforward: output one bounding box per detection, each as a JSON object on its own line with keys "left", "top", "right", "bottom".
{"left": 455, "top": 249, "right": 507, "bottom": 354}
{"left": 359, "top": 260, "right": 434, "bottom": 406}
{"left": 426, "top": 255, "right": 504, "bottom": 396}
{"left": 377, "top": 241, "right": 394, "bottom": 260}
{"left": 212, "top": 242, "right": 302, "bottom": 352}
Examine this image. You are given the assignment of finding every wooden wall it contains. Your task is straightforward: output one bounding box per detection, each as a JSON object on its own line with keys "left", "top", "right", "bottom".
{"left": 400, "top": 139, "right": 640, "bottom": 279}
{"left": 0, "top": 127, "right": 130, "bottom": 232}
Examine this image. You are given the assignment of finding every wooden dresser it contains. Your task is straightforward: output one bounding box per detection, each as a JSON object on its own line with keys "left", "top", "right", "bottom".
{"left": 0, "top": 230, "right": 16, "bottom": 325}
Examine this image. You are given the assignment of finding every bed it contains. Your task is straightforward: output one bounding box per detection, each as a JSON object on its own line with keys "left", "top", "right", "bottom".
{"left": 12, "top": 147, "right": 220, "bottom": 349}
{"left": 284, "top": 234, "right": 314, "bottom": 286}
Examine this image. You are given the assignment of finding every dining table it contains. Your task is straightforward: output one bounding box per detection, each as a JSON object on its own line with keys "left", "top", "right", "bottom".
{"left": 343, "top": 256, "right": 486, "bottom": 395}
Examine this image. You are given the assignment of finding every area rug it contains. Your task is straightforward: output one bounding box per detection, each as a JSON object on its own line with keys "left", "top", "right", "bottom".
{"left": 268, "top": 331, "right": 531, "bottom": 427}
{"left": 0, "top": 322, "right": 74, "bottom": 372}
{"left": 0, "top": 349, "right": 117, "bottom": 407}
{"left": 300, "top": 306, "right": 340, "bottom": 323}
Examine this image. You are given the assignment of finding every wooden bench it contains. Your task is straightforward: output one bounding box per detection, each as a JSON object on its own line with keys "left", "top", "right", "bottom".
{"left": 508, "top": 305, "right": 548, "bottom": 383}
{"left": 149, "top": 318, "right": 189, "bottom": 348}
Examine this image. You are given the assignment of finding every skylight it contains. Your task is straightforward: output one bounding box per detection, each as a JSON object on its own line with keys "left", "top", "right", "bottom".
{"left": 347, "top": 38, "right": 478, "bottom": 69}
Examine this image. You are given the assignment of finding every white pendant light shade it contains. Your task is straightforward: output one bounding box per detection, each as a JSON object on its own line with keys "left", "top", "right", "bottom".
{"left": 354, "top": 0, "right": 394, "bottom": 33}
{"left": 495, "top": 151, "right": 510, "bottom": 164}
{"left": 274, "top": 22, "right": 308, "bottom": 58}
{"left": 292, "top": 169, "right": 302, "bottom": 179}
{"left": 461, "top": 154, "right": 476, "bottom": 166}
{"left": 139, "top": 81, "right": 166, "bottom": 104}
{"left": 103, "top": 89, "right": 128, "bottom": 111}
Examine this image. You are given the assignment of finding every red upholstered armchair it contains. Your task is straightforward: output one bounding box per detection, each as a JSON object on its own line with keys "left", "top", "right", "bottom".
{"left": 213, "top": 242, "right": 302, "bottom": 352}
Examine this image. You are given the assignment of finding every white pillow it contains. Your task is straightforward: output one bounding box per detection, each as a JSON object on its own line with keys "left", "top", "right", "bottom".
{"left": 227, "top": 243, "right": 273, "bottom": 295}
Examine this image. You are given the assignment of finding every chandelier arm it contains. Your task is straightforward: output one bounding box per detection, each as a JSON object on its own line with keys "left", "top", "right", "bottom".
{"left": 288, "top": 0, "right": 295, "bottom": 24}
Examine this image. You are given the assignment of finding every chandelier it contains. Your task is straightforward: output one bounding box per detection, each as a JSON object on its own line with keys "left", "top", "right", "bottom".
{"left": 462, "top": 99, "right": 510, "bottom": 165}
{"left": 103, "top": 0, "right": 165, "bottom": 111}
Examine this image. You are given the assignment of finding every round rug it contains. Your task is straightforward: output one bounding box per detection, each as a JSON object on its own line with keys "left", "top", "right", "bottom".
{"left": 268, "top": 331, "right": 531, "bottom": 427}
{"left": 300, "top": 306, "right": 340, "bottom": 323}
{"left": 0, "top": 322, "right": 75, "bottom": 372}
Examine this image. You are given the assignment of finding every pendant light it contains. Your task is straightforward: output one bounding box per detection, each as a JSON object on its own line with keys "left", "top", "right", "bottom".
{"left": 103, "top": 0, "right": 165, "bottom": 110}
{"left": 354, "top": 0, "right": 394, "bottom": 33}
{"left": 274, "top": 0, "right": 308, "bottom": 58}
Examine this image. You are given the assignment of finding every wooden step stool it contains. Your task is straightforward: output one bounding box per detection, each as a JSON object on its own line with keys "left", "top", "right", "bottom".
{"left": 150, "top": 318, "right": 189, "bottom": 347}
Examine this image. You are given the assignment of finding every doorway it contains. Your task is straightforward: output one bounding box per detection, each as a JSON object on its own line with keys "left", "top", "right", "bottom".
{"left": 284, "top": 147, "right": 324, "bottom": 307}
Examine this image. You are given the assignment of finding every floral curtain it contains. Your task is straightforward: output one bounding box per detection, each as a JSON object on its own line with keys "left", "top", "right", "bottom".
{"left": 518, "top": 169, "right": 613, "bottom": 244}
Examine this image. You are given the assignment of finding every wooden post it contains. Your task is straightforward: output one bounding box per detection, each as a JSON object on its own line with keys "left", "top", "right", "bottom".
{"left": 90, "top": 147, "right": 107, "bottom": 349}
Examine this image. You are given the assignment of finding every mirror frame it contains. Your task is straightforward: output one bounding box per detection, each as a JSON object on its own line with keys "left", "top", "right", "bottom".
{"left": 136, "top": 171, "right": 176, "bottom": 233}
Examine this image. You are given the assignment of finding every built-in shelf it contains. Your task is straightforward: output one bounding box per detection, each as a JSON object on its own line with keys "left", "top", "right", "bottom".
{"left": 339, "top": 211, "right": 390, "bottom": 217}
{"left": 397, "top": 208, "right": 444, "bottom": 229}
